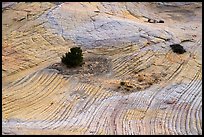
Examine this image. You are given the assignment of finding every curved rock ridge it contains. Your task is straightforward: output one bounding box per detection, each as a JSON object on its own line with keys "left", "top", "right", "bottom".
{"left": 39, "top": 2, "right": 178, "bottom": 49}
{"left": 2, "top": 2, "right": 202, "bottom": 135}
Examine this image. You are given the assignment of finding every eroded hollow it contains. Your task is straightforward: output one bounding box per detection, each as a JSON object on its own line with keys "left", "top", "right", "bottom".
{"left": 47, "top": 55, "right": 112, "bottom": 76}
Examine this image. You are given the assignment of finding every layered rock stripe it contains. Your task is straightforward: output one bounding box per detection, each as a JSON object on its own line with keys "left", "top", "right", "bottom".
{"left": 2, "top": 2, "right": 202, "bottom": 135}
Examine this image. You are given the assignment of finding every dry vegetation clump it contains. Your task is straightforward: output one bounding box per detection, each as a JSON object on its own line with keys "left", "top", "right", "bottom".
{"left": 116, "top": 71, "right": 167, "bottom": 93}
{"left": 117, "top": 81, "right": 134, "bottom": 92}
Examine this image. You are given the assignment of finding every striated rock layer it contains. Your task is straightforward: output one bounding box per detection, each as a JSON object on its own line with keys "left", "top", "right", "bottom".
{"left": 2, "top": 2, "right": 202, "bottom": 135}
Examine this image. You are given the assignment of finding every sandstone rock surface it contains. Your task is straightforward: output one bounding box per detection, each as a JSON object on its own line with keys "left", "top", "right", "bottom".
{"left": 2, "top": 2, "right": 202, "bottom": 135}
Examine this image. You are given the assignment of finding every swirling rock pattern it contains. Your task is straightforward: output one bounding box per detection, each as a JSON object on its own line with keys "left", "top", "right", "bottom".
{"left": 2, "top": 2, "right": 202, "bottom": 135}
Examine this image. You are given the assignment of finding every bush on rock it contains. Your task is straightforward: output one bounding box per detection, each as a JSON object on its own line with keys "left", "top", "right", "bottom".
{"left": 61, "top": 47, "right": 83, "bottom": 68}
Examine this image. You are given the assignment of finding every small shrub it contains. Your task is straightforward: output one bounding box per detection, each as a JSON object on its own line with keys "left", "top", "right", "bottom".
{"left": 170, "top": 44, "right": 186, "bottom": 54}
{"left": 61, "top": 47, "right": 83, "bottom": 68}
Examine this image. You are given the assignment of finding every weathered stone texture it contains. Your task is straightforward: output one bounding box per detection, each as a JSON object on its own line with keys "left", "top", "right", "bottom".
{"left": 2, "top": 2, "right": 202, "bottom": 135}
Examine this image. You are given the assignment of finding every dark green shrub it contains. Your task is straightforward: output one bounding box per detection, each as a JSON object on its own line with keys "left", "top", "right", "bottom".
{"left": 61, "top": 47, "right": 83, "bottom": 68}
{"left": 170, "top": 44, "right": 186, "bottom": 54}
